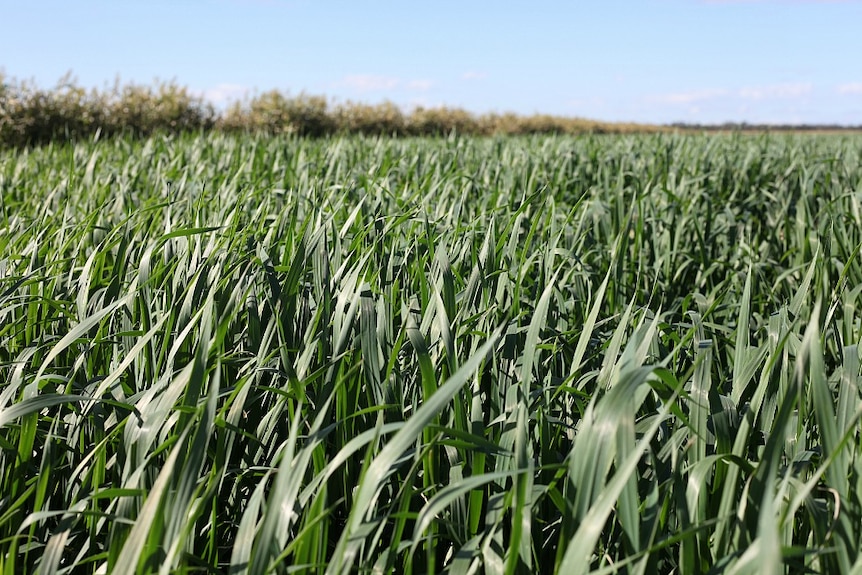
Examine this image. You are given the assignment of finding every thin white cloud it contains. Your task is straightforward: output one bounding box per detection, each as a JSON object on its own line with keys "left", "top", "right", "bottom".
{"left": 340, "top": 75, "right": 400, "bottom": 92}
{"left": 641, "top": 83, "right": 829, "bottom": 124}
{"left": 837, "top": 82, "right": 862, "bottom": 94}
{"left": 650, "top": 89, "right": 729, "bottom": 104}
{"left": 201, "top": 83, "right": 251, "bottom": 105}
{"left": 568, "top": 97, "right": 608, "bottom": 111}
{"left": 334, "top": 75, "right": 433, "bottom": 94}
{"left": 649, "top": 83, "right": 812, "bottom": 106}
{"left": 407, "top": 97, "right": 446, "bottom": 110}
{"left": 461, "top": 71, "right": 488, "bottom": 81}
{"left": 407, "top": 79, "right": 433, "bottom": 91}
{"left": 704, "top": 0, "right": 860, "bottom": 4}
{"left": 229, "top": 0, "right": 307, "bottom": 6}
{"left": 738, "top": 83, "right": 812, "bottom": 100}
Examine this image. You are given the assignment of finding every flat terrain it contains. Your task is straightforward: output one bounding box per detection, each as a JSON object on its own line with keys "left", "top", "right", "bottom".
{"left": 1, "top": 133, "right": 862, "bottom": 573}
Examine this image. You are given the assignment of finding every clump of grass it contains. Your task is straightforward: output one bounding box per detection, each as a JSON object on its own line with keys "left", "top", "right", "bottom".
{"left": 1, "top": 132, "right": 861, "bottom": 573}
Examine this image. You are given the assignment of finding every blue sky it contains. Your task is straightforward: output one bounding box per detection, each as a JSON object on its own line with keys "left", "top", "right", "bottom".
{"left": 2, "top": 0, "right": 861, "bottom": 125}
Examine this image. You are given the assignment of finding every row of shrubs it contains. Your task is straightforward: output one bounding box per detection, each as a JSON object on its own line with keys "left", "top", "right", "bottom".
{"left": 0, "top": 73, "right": 658, "bottom": 147}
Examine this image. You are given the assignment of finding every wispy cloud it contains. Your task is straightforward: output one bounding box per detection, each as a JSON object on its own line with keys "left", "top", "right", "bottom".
{"left": 568, "top": 97, "right": 608, "bottom": 111}
{"left": 651, "top": 89, "right": 729, "bottom": 104}
{"left": 650, "top": 83, "right": 812, "bottom": 106}
{"left": 837, "top": 82, "right": 862, "bottom": 94}
{"left": 334, "top": 75, "right": 434, "bottom": 94}
{"left": 566, "top": 98, "right": 614, "bottom": 120}
{"left": 738, "top": 83, "right": 812, "bottom": 100}
{"left": 704, "top": 0, "right": 860, "bottom": 4}
{"left": 229, "top": 0, "right": 307, "bottom": 6}
{"left": 406, "top": 79, "right": 433, "bottom": 91}
{"left": 461, "top": 71, "right": 488, "bottom": 81}
{"left": 201, "top": 83, "right": 251, "bottom": 105}
{"left": 339, "top": 75, "right": 400, "bottom": 92}
{"left": 407, "top": 97, "right": 446, "bottom": 110}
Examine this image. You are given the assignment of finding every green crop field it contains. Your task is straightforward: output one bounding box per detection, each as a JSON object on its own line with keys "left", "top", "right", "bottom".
{"left": 1, "top": 132, "right": 862, "bottom": 574}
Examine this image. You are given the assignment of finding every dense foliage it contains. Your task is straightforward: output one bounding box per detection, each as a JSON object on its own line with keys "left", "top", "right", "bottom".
{"left": 0, "top": 74, "right": 655, "bottom": 148}
{"left": 1, "top": 133, "right": 862, "bottom": 574}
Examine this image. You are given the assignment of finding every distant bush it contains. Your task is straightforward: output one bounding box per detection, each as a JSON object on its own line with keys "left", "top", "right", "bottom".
{"left": 220, "top": 91, "right": 333, "bottom": 137}
{"left": 106, "top": 80, "right": 216, "bottom": 136}
{"left": 0, "top": 73, "right": 660, "bottom": 147}
{"left": 1, "top": 74, "right": 100, "bottom": 146}
{"left": 332, "top": 101, "right": 407, "bottom": 136}
{"left": 0, "top": 73, "right": 217, "bottom": 147}
{"left": 408, "top": 106, "right": 484, "bottom": 136}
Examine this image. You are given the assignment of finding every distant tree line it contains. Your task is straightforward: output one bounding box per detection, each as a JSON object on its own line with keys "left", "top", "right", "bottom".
{"left": 0, "top": 73, "right": 659, "bottom": 147}
{"left": 669, "top": 122, "right": 862, "bottom": 132}
{"left": 4, "top": 74, "right": 856, "bottom": 148}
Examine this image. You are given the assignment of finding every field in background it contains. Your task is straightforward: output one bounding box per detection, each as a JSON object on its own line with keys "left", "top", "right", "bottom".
{"left": 2, "top": 133, "right": 862, "bottom": 573}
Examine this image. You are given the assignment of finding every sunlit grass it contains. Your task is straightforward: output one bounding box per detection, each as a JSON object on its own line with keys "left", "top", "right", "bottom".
{"left": 1, "top": 132, "right": 862, "bottom": 573}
